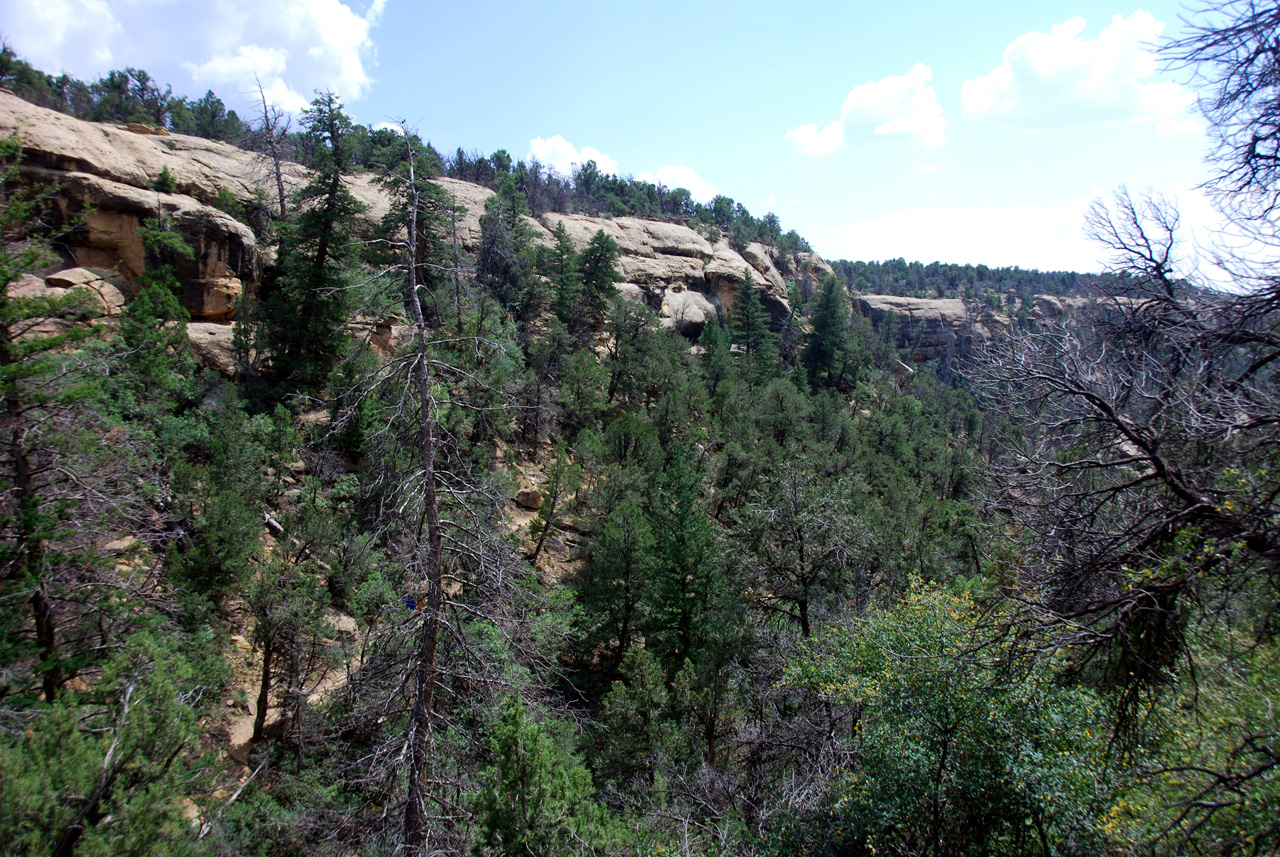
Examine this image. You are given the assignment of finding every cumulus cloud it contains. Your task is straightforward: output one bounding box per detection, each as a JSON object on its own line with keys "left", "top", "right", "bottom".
{"left": 183, "top": 0, "right": 386, "bottom": 114}
{"left": 961, "top": 12, "right": 1195, "bottom": 129}
{"left": 528, "top": 135, "right": 620, "bottom": 177}
{"left": 0, "top": 0, "right": 122, "bottom": 77}
{"left": 1, "top": 0, "right": 388, "bottom": 116}
{"left": 636, "top": 165, "right": 717, "bottom": 203}
{"left": 787, "top": 63, "right": 947, "bottom": 155}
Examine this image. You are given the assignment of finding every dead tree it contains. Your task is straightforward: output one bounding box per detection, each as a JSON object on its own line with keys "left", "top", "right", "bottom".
{"left": 970, "top": 186, "right": 1280, "bottom": 850}
{"left": 253, "top": 73, "right": 289, "bottom": 221}
{"left": 398, "top": 124, "right": 447, "bottom": 854}
{"left": 317, "top": 124, "right": 558, "bottom": 855}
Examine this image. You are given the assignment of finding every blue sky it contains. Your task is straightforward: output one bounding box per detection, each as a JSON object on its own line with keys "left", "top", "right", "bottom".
{"left": 1, "top": 0, "right": 1219, "bottom": 272}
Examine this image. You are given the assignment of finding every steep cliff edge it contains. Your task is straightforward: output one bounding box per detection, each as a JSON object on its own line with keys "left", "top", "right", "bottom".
{"left": 5, "top": 89, "right": 1073, "bottom": 371}
{"left": 0, "top": 90, "right": 831, "bottom": 345}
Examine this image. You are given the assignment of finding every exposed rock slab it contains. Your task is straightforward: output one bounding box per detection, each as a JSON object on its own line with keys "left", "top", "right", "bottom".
{"left": 857, "top": 295, "right": 981, "bottom": 361}
{"left": 1, "top": 89, "right": 816, "bottom": 340}
{"left": 187, "top": 322, "right": 237, "bottom": 376}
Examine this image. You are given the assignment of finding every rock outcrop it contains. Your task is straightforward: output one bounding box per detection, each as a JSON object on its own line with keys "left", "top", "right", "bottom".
{"left": 0, "top": 93, "right": 269, "bottom": 315}
{"left": 538, "top": 213, "right": 792, "bottom": 333}
{"left": 857, "top": 295, "right": 983, "bottom": 362}
{"left": 187, "top": 322, "right": 238, "bottom": 375}
{"left": 2, "top": 88, "right": 809, "bottom": 341}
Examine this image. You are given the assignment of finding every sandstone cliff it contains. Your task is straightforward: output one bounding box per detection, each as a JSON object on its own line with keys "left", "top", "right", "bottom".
{"left": 0, "top": 89, "right": 823, "bottom": 344}
{"left": 4, "top": 88, "right": 1064, "bottom": 375}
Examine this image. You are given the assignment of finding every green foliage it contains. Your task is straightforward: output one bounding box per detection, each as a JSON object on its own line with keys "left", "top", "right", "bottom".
{"left": 0, "top": 632, "right": 212, "bottom": 856}
{"left": 544, "top": 221, "right": 583, "bottom": 325}
{"left": 575, "top": 497, "right": 655, "bottom": 675}
{"left": 559, "top": 348, "right": 609, "bottom": 439}
{"left": 729, "top": 274, "right": 779, "bottom": 385}
{"left": 784, "top": 583, "right": 1120, "bottom": 856}
{"left": 211, "top": 186, "right": 245, "bottom": 222}
{"left": 596, "top": 648, "right": 676, "bottom": 791}
{"left": 152, "top": 165, "right": 178, "bottom": 193}
{"left": 577, "top": 229, "right": 621, "bottom": 318}
{"left": 256, "top": 91, "right": 365, "bottom": 392}
{"left": 645, "top": 446, "right": 725, "bottom": 670}
{"left": 166, "top": 402, "right": 266, "bottom": 598}
{"left": 474, "top": 698, "right": 623, "bottom": 856}
{"left": 802, "top": 275, "right": 856, "bottom": 389}
{"left": 1110, "top": 613, "right": 1280, "bottom": 853}
{"left": 477, "top": 193, "right": 535, "bottom": 311}
{"left": 114, "top": 220, "right": 196, "bottom": 408}
{"left": 170, "top": 90, "right": 243, "bottom": 141}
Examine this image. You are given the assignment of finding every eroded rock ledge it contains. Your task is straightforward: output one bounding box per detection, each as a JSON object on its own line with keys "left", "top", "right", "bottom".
{"left": 0, "top": 90, "right": 835, "bottom": 338}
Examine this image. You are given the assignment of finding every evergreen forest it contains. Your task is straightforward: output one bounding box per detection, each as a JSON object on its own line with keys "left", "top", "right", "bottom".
{"left": 0, "top": 4, "right": 1278, "bottom": 856}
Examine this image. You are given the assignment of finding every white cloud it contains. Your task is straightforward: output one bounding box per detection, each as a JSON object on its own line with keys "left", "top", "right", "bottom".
{"left": 786, "top": 118, "right": 847, "bottom": 156}
{"left": 1, "top": 0, "right": 386, "bottom": 114}
{"left": 637, "top": 165, "right": 717, "bottom": 203}
{"left": 0, "top": 0, "right": 121, "bottom": 77}
{"left": 371, "top": 121, "right": 404, "bottom": 134}
{"left": 787, "top": 63, "right": 947, "bottom": 155}
{"left": 917, "top": 164, "right": 941, "bottom": 173}
{"left": 527, "top": 135, "right": 619, "bottom": 177}
{"left": 961, "top": 12, "right": 1195, "bottom": 129}
{"left": 181, "top": 0, "right": 386, "bottom": 114}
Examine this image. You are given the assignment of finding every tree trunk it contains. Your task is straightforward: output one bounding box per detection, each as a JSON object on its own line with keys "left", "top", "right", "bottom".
{"left": 32, "top": 587, "right": 59, "bottom": 702}
{"left": 252, "top": 637, "right": 273, "bottom": 742}
{"left": 255, "top": 75, "right": 288, "bottom": 221}
{"left": 401, "top": 140, "right": 447, "bottom": 856}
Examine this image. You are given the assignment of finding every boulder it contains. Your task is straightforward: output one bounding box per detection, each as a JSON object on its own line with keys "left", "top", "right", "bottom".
{"left": 662, "top": 287, "right": 718, "bottom": 336}
{"left": 541, "top": 213, "right": 791, "bottom": 335}
{"left": 741, "top": 242, "right": 787, "bottom": 293}
{"left": 324, "top": 608, "right": 358, "bottom": 636}
{"left": 7, "top": 273, "right": 47, "bottom": 298}
{"left": 796, "top": 252, "right": 836, "bottom": 280}
{"left": 616, "top": 282, "right": 646, "bottom": 304}
{"left": 183, "top": 275, "right": 242, "bottom": 320}
{"left": 47, "top": 267, "right": 126, "bottom": 316}
{"left": 187, "top": 322, "right": 237, "bottom": 376}
{"left": 516, "top": 486, "right": 543, "bottom": 511}
{"left": 349, "top": 316, "right": 413, "bottom": 358}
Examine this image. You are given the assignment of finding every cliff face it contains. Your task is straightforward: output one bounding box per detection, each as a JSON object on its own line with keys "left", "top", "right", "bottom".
{"left": 6, "top": 89, "right": 1077, "bottom": 371}
{"left": 0, "top": 90, "right": 833, "bottom": 342}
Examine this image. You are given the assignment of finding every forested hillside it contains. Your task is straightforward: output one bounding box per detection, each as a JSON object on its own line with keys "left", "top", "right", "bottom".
{"left": 0, "top": 4, "right": 1278, "bottom": 856}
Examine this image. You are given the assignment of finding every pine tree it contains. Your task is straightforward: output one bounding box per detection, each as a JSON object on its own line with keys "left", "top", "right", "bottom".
{"left": 474, "top": 699, "right": 616, "bottom": 856}
{"left": 646, "top": 446, "right": 724, "bottom": 671}
{"left": 577, "top": 229, "right": 621, "bottom": 319}
{"left": 0, "top": 134, "right": 101, "bottom": 702}
{"left": 258, "top": 90, "right": 366, "bottom": 391}
{"left": 802, "top": 275, "right": 852, "bottom": 388}
{"left": 729, "top": 272, "right": 778, "bottom": 384}
{"left": 547, "top": 222, "right": 582, "bottom": 324}
{"left": 577, "top": 498, "right": 654, "bottom": 673}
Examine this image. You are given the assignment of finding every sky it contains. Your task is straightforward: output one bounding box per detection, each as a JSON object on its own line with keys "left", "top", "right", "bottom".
{"left": 0, "top": 0, "right": 1224, "bottom": 272}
